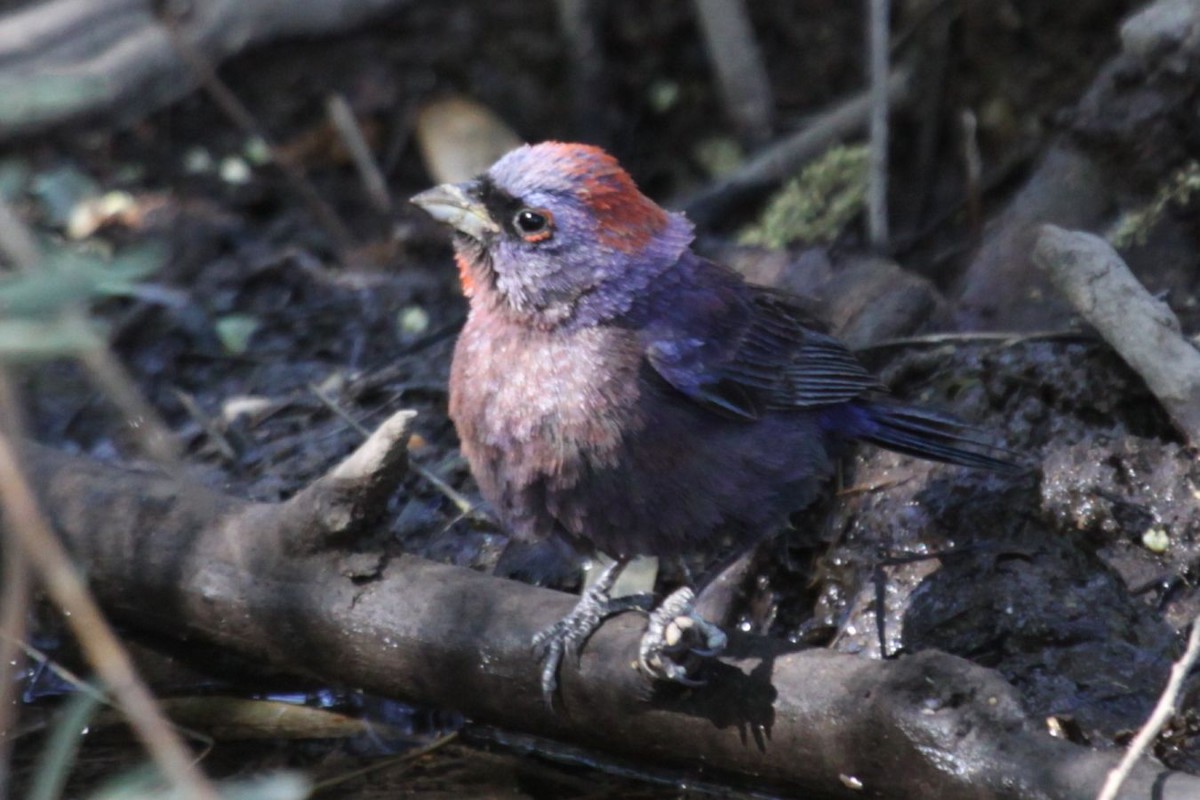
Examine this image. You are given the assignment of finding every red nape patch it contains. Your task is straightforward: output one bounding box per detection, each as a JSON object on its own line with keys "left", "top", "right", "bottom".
{"left": 547, "top": 144, "right": 669, "bottom": 253}
{"left": 455, "top": 252, "right": 477, "bottom": 296}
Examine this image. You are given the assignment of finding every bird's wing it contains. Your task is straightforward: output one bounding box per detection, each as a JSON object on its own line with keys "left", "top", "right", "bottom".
{"left": 733, "top": 288, "right": 886, "bottom": 409}
{"left": 644, "top": 280, "right": 885, "bottom": 420}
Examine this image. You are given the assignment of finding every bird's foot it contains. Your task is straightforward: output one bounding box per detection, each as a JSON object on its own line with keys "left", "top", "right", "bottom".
{"left": 638, "top": 586, "right": 727, "bottom": 685}
{"left": 532, "top": 574, "right": 649, "bottom": 709}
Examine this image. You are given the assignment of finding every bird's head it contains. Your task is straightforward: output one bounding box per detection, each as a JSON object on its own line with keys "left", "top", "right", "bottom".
{"left": 411, "top": 142, "right": 693, "bottom": 328}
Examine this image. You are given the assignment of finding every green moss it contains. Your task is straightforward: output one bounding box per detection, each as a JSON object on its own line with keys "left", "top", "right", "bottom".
{"left": 1109, "top": 160, "right": 1200, "bottom": 249}
{"left": 0, "top": 243, "right": 161, "bottom": 360}
{"left": 739, "top": 144, "right": 869, "bottom": 249}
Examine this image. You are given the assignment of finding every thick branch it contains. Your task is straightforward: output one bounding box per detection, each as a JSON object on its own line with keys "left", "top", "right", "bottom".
{"left": 19, "top": 418, "right": 1200, "bottom": 799}
{"left": 1033, "top": 225, "right": 1200, "bottom": 444}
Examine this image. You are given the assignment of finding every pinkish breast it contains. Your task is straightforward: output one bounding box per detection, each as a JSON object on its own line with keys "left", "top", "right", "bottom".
{"left": 448, "top": 307, "right": 647, "bottom": 541}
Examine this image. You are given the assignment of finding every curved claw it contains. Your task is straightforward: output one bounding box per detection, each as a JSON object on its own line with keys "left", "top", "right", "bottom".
{"left": 662, "top": 666, "right": 708, "bottom": 688}
{"left": 687, "top": 645, "right": 725, "bottom": 659}
{"left": 638, "top": 587, "right": 727, "bottom": 685}
{"left": 536, "top": 636, "right": 565, "bottom": 710}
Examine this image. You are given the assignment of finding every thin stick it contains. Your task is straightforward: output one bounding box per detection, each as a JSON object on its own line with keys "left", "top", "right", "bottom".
{"left": 961, "top": 109, "right": 983, "bottom": 244}
{"left": 3, "top": 638, "right": 217, "bottom": 762}
{"left": 0, "top": 397, "right": 219, "bottom": 799}
{"left": 326, "top": 94, "right": 392, "bottom": 213}
{"left": 0, "top": 545, "right": 28, "bottom": 797}
{"left": 1096, "top": 618, "right": 1200, "bottom": 800}
{"left": 0, "top": 196, "right": 180, "bottom": 468}
{"left": 79, "top": 336, "right": 181, "bottom": 467}
{"left": 681, "top": 65, "right": 912, "bottom": 226}
{"left": 866, "top": 0, "right": 891, "bottom": 248}
{"left": 0, "top": 371, "right": 29, "bottom": 800}
{"left": 691, "top": 0, "right": 773, "bottom": 142}
{"left": 173, "top": 388, "right": 238, "bottom": 463}
{"left": 309, "top": 731, "right": 458, "bottom": 794}
{"left": 854, "top": 329, "right": 1094, "bottom": 353}
{"left": 308, "top": 382, "right": 480, "bottom": 519}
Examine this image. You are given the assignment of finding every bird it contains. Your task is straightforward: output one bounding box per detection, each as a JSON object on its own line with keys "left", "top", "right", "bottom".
{"left": 411, "top": 141, "right": 1017, "bottom": 705}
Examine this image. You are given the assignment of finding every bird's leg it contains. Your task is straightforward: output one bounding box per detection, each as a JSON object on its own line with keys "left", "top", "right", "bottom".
{"left": 638, "top": 586, "right": 728, "bottom": 685}
{"left": 532, "top": 556, "right": 650, "bottom": 707}
{"left": 533, "top": 556, "right": 729, "bottom": 706}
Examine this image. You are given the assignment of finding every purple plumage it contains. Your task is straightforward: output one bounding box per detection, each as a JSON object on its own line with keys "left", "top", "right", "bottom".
{"left": 412, "top": 142, "right": 1015, "bottom": 702}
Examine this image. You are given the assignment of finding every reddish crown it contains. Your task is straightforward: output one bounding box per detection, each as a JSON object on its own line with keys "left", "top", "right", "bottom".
{"left": 493, "top": 142, "right": 670, "bottom": 254}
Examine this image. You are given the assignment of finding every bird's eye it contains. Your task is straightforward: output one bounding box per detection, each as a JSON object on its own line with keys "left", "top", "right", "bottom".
{"left": 513, "top": 208, "right": 553, "bottom": 242}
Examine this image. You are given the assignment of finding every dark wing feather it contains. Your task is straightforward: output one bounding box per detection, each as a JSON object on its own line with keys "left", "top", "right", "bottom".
{"left": 643, "top": 273, "right": 1023, "bottom": 471}
{"left": 734, "top": 289, "right": 885, "bottom": 409}
{"left": 644, "top": 281, "right": 884, "bottom": 418}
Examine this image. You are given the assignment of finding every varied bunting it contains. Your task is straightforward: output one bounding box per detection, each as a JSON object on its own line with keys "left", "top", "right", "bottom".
{"left": 412, "top": 142, "right": 1015, "bottom": 704}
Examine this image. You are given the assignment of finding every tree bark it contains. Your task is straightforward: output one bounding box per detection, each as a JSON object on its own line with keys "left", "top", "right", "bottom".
{"left": 15, "top": 412, "right": 1200, "bottom": 799}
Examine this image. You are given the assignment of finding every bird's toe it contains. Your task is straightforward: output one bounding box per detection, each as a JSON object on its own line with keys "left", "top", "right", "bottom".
{"left": 638, "top": 587, "right": 727, "bottom": 684}
{"left": 533, "top": 581, "right": 652, "bottom": 710}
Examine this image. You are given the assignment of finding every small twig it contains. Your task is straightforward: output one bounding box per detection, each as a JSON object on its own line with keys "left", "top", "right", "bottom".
{"left": 6, "top": 638, "right": 216, "bottom": 756}
{"left": 308, "top": 382, "right": 480, "bottom": 519}
{"left": 836, "top": 476, "right": 914, "bottom": 496}
{"left": 0, "top": 193, "right": 180, "bottom": 467}
{"left": 0, "top": 541, "right": 28, "bottom": 798}
{"left": 961, "top": 109, "right": 982, "bottom": 244}
{"left": 157, "top": 10, "right": 355, "bottom": 254}
{"left": 854, "top": 328, "right": 1095, "bottom": 353}
{"left": 0, "top": 166, "right": 206, "bottom": 797}
{"left": 691, "top": 0, "right": 774, "bottom": 143}
{"left": 173, "top": 388, "right": 238, "bottom": 464}
{"left": 1033, "top": 225, "right": 1200, "bottom": 444}
{"left": 409, "top": 460, "right": 480, "bottom": 520}
{"left": 79, "top": 337, "right": 181, "bottom": 466}
{"left": 866, "top": 0, "right": 891, "bottom": 248}
{"left": 1096, "top": 618, "right": 1200, "bottom": 800}
{"left": 0, "top": 369, "right": 29, "bottom": 800}
{"left": 309, "top": 731, "right": 459, "bottom": 795}
{"left": 681, "top": 65, "right": 912, "bottom": 226}
{"left": 0, "top": 389, "right": 219, "bottom": 799}
{"left": 326, "top": 94, "right": 392, "bottom": 213}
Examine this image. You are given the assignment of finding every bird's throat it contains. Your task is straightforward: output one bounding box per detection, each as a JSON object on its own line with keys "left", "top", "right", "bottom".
{"left": 454, "top": 251, "right": 477, "bottom": 297}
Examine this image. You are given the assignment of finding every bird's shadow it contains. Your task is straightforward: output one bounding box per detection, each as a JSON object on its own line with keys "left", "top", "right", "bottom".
{"left": 642, "top": 632, "right": 802, "bottom": 752}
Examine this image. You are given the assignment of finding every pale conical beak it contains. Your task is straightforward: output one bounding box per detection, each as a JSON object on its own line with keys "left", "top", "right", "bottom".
{"left": 410, "top": 181, "right": 499, "bottom": 241}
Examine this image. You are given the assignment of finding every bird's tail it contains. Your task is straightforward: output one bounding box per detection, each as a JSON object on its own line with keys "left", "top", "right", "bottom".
{"left": 851, "top": 402, "right": 1023, "bottom": 473}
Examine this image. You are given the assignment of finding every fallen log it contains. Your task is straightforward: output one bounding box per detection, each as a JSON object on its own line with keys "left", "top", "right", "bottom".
{"left": 16, "top": 409, "right": 1200, "bottom": 798}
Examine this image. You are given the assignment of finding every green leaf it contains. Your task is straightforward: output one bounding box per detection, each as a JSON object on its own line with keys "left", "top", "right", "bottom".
{"left": 0, "top": 243, "right": 164, "bottom": 319}
{"left": 0, "top": 314, "right": 103, "bottom": 360}
{"left": 214, "top": 315, "right": 260, "bottom": 355}
{"left": 29, "top": 687, "right": 104, "bottom": 800}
